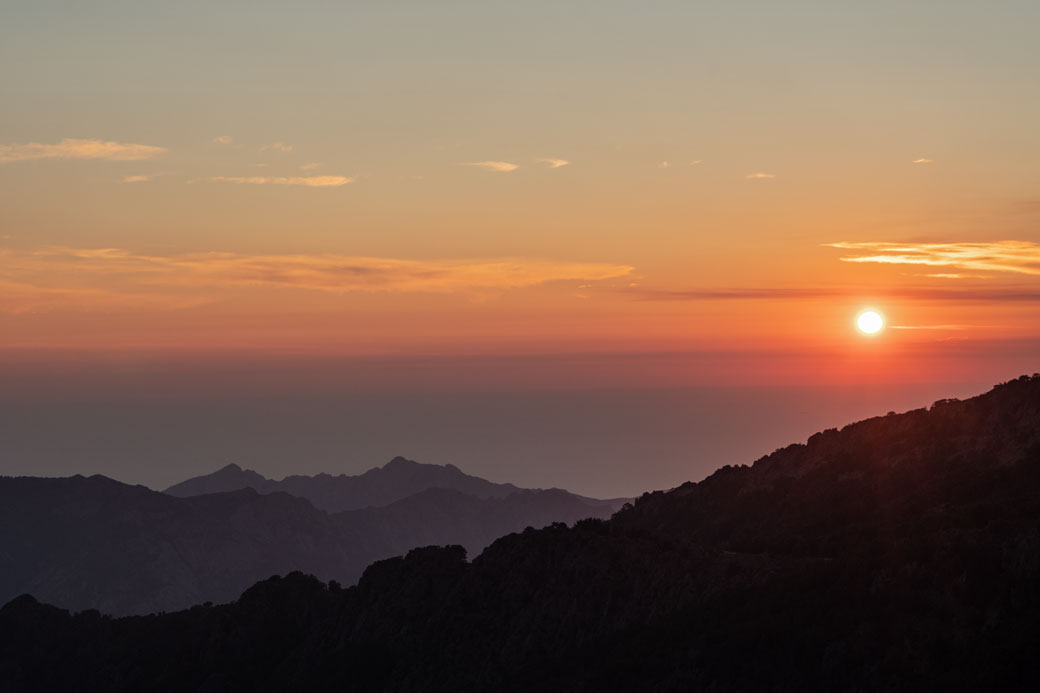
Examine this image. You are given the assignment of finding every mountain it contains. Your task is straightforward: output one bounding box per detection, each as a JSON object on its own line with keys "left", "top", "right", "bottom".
{"left": 0, "top": 473, "right": 621, "bottom": 616}
{"left": 3, "top": 375, "right": 1040, "bottom": 691}
{"left": 164, "top": 456, "right": 529, "bottom": 512}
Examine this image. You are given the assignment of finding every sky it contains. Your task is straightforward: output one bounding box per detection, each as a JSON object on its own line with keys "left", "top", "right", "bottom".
{"left": 1, "top": 1, "right": 1039, "bottom": 495}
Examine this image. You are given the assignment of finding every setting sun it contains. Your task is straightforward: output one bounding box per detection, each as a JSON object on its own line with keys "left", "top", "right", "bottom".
{"left": 857, "top": 311, "right": 884, "bottom": 335}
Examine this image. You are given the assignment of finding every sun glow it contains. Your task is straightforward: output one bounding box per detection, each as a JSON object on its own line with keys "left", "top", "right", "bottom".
{"left": 856, "top": 310, "right": 884, "bottom": 335}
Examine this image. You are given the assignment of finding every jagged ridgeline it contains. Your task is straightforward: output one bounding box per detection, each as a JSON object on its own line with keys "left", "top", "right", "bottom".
{"left": 0, "top": 458, "right": 627, "bottom": 615}
{"left": 2, "top": 375, "right": 1040, "bottom": 692}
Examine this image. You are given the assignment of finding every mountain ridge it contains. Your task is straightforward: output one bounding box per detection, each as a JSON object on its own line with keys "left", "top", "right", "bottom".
{"left": 0, "top": 463, "right": 624, "bottom": 615}
{"left": 164, "top": 456, "right": 526, "bottom": 511}
{"left": 3, "top": 375, "right": 1039, "bottom": 690}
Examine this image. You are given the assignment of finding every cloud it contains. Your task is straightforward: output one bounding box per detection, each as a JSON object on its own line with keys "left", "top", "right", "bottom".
{"left": 203, "top": 175, "right": 353, "bottom": 187}
{"left": 913, "top": 158, "right": 934, "bottom": 164}
{"left": 121, "top": 172, "right": 171, "bottom": 183}
{"left": 690, "top": 160, "right": 702, "bottom": 166}
{"left": 462, "top": 161, "right": 519, "bottom": 172}
{"left": 537, "top": 158, "right": 569, "bottom": 169}
{"left": 0, "top": 138, "right": 167, "bottom": 163}
{"left": 745, "top": 172, "right": 776, "bottom": 179}
{"left": 828, "top": 241, "right": 1040, "bottom": 276}
{"left": 0, "top": 247, "right": 634, "bottom": 311}
{"left": 922, "top": 273, "right": 987, "bottom": 279}
{"left": 658, "top": 161, "right": 670, "bottom": 168}
{"left": 261, "top": 142, "right": 294, "bottom": 152}
{"left": 0, "top": 278, "right": 208, "bottom": 315}
{"left": 299, "top": 162, "right": 322, "bottom": 171}
{"left": 628, "top": 285, "right": 1040, "bottom": 303}
{"left": 212, "top": 136, "right": 233, "bottom": 145}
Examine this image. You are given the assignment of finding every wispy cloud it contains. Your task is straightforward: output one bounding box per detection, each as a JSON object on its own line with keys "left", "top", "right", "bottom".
{"left": 0, "top": 247, "right": 634, "bottom": 312}
{"left": 261, "top": 142, "right": 293, "bottom": 152}
{"left": 212, "top": 135, "right": 233, "bottom": 145}
{"left": 627, "top": 285, "right": 1040, "bottom": 303}
{"left": 537, "top": 158, "right": 569, "bottom": 169}
{"left": 121, "top": 172, "right": 171, "bottom": 183}
{"left": 0, "top": 279, "right": 208, "bottom": 315}
{"left": 745, "top": 172, "right": 776, "bottom": 179}
{"left": 202, "top": 175, "right": 353, "bottom": 187}
{"left": 0, "top": 139, "right": 167, "bottom": 163}
{"left": 922, "top": 273, "right": 987, "bottom": 279}
{"left": 690, "top": 160, "right": 702, "bottom": 166}
{"left": 462, "top": 161, "right": 519, "bottom": 172}
{"left": 913, "top": 158, "right": 934, "bottom": 164}
{"left": 299, "top": 162, "right": 322, "bottom": 171}
{"left": 658, "top": 161, "right": 670, "bottom": 169}
{"left": 828, "top": 241, "right": 1040, "bottom": 276}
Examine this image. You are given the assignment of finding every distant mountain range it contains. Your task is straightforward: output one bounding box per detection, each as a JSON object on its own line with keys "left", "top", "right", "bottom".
{"left": 0, "top": 459, "right": 625, "bottom": 615}
{"left": 164, "top": 455, "right": 621, "bottom": 513}
{"left": 3, "top": 375, "right": 1039, "bottom": 691}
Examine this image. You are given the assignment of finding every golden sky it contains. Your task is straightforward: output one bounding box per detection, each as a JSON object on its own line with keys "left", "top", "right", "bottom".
{"left": 2, "top": 0, "right": 1039, "bottom": 387}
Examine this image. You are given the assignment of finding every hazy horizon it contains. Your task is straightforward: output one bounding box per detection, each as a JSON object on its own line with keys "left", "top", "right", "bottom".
{"left": 1, "top": 350, "right": 1011, "bottom": 497}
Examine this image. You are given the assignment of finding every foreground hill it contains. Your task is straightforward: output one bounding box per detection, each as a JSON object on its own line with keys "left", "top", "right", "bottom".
{"left": 0, "top": 473, "right": 620, "bottom": 615}
{"left": 3, "top": 375, "right": 1040, "bottom": 691}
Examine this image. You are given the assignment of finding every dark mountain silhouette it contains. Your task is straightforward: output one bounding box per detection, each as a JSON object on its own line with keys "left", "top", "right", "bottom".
{"left": 163, "top": 456, "right": 531, "bottom": 512}
{"left": 0, "top": 472, "right": 621, "bottom": 616}
{"left": 3, "top": 375, "right": 1040, "bottom": 691}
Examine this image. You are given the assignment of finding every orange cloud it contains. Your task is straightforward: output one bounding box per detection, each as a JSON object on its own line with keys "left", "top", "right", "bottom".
{"left": 121, "top": 172, "right": 172, "bottom": 183}
{"left": 0, "top": 247, "right": 635, "bottom": 312}
{"left": 0, "top": 139, "right": 168, "bottom": 163}
{"left": 745, "top": 172, "right": 776, "bottom": 179}
{"left": 537, "top": 158, "right": 569, "bottom": 169}
{"left": 203, "top": 175, "right": 353, "bottom": 187}
{"left": 829, "top": 241, "right": 1040, "bottom": 276}
{"left": 0, "top": 279, "right": 207, "bottom": 315}
{"left": 462, "top": 161, "right": 519, "bottom": 172}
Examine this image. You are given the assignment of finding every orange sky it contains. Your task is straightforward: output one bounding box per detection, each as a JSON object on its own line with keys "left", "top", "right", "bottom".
{"left": 2, "top": 1, "right": 1039, "bottom": 389}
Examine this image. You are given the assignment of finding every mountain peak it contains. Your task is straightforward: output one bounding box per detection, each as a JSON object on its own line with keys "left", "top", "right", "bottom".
{"left": 384, "top": 456, "right": 418, "bottom": 468}
{"left": 166, "top": 455, "right": 532, "bottom": 512}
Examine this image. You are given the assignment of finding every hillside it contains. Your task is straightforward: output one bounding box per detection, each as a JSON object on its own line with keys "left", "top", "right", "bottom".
{"left": 2, "top": 375, "right": 1039, "bottom": 691}
{"left": 0, "top": 474, "right": 620, "bottom": 615}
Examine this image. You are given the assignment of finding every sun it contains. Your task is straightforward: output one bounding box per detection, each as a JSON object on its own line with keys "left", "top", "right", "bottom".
{"left": 856, "top": 310, "right": 884, "bottom": 335}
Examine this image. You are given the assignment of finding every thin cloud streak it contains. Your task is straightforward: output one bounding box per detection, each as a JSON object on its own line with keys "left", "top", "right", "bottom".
{"left": 537, "top": 158, "right": 569, "bottom": 169}
{"left": 0, "top": 279, "right": 208, "bottom": 315}
{"left": 0, "top": 139, "right": 167, "bottom": 163}
{"left": 462, "top": 161, "right": 519, "bottom": 172}
{"left": 829, "top": 241, "right": 1040, "bottom": 276}
{"left": 0, "top": 248, "right": 635, "bottom": 312}
{"left": 913, "top": 158, "right": 934, "bottom": 164}
{"left": 203, "top": 176, "right": 353, "bottom": 187}
{"left": 922, "top": 273, "right": 988, "bottom": 279}
{"left": 260, "top": 142, "right": 293, "bottom": 152}
{"left": 628, "top": 285, "right": 1040, "bottom": 303}
{"left": 890, "top": 325, "right": 971, "bottom": 331}
{"left": 745, "top": 172, "right": 776, "bottom": 179}
{"left": 122, "top": 172, "right": 171, "bottom": 183}
{"left": 212, "top": 136, "right": 233, "bottom": 145}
